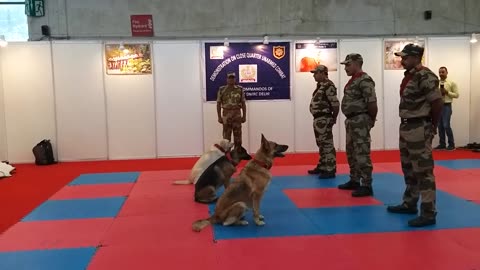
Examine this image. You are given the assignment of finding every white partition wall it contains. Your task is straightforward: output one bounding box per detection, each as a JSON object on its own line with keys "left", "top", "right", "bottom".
{"left": 1, "top": 42, "right": 57, "bottom": 163}
{"left": 294, "top": 40, "right": 340, "bottom": 152}
{"left": 0, "top": 49, "right": 7, "bottom": 161}
{"left": 104, "top": 42, "right": 156, "bottom": 160}
{"left": 154, "top": 41, "right": 204, "bottom": 157}
{"left": 339, "top": 39, "right": 385, "bottom": 150}
{"left": 471, "top": 41, "right": 480, "bottom": 142}
{"left": 52, "top": 41, "right": 108, "bottom": 161}
{"left": 247, "top": 100, "right": 295, "bottom": 153}
{"left": 427, "top": 37, "right": 471, "bottom": 148}
{"left": 0, "top": 37, "right": 477, "bottom": 163}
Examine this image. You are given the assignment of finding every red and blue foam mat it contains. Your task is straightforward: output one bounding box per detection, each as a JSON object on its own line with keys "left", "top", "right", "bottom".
{"left": 0, "top": 162, "right": 479, "bottom": 270}
{"left": 208, "top": 173, "right": 480, "bottom": 240}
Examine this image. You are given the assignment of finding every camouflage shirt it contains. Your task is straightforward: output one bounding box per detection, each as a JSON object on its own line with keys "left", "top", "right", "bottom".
{"left": 341, "top": 72, "right": 377, "bottom": 116}
{"left": 399, "top": 65, "right": 441, "bottom": 118}
{"left": 216, "top": 85, "right": 245, "bottom": 109}
{"left": 310, "top": 79, "right": 339, "bottom": 116}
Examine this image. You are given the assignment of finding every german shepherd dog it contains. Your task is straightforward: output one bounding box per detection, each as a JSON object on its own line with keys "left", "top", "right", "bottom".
{"left": 192, "top": 134, "right": 288, "bottom": 231}
{"left": 194, "top": 145, "right": 252, "bottom": 204}
{"left": 173, "top": 139, "right": 233, "bottom": 185}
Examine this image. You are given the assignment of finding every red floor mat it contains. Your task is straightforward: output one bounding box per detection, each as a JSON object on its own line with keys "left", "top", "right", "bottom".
{"left": 49, "top": 183, "right": 134, "bottom": 200}
{"left": 0, "top": 218, "right": 113, "bottom": 252}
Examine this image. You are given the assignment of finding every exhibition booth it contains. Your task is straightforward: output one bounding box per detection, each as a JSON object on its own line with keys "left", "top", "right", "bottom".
{"left": 0, "top": 36, "right": 478, "bottom": 163}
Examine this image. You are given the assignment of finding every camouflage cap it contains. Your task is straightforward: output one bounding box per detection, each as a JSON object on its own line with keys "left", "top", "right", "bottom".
{"left": 394, "top": 43, "right": 424, "bottom": 57}
{"left": 310, "top": 65, "right": 328, "bottom": 73}
{"left": 227, "top": 72, "right": 236, "bottom": 77}
{"left": 340, "top": 53, "right": 363, "bottom": 65}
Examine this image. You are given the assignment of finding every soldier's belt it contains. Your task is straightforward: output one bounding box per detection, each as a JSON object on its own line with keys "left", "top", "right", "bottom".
{"left": 345, "top": 111, "right": 367, "bottom": 119}
{"left": 313, "top": 112, "right": 333, "bottom": 118}
{"left": 222, "top": 107, "right": 241, "bottom": 110}
{"left": 400, "top": 117, "right": 431, "bottom": 124}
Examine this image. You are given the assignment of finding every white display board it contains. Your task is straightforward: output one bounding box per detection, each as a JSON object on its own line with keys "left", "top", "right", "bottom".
{"left": 339, "top": 39, "right": 385, "bottom": 150}
{"left": 1, "top": 42, "right": 57, "bottom": 163}
{"left": 52, "top": 41, "right": 108, "bottom": 161}
{"left": 153, "top": 41, "right": 204, "bottom": 157}
{"left": 103, "top": 42, "right": 156, "bottom": 160}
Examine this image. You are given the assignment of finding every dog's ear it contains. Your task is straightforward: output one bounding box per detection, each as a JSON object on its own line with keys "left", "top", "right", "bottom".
{"left": 261, "top": 134, "right": 267, "bottom": 144}
{"left": 260, "top": 133, "right": 270, "bottom": 151}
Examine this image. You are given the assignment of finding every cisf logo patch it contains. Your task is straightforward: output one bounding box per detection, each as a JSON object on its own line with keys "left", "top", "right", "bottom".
{"left": 273, "top": 46, "right": 286, "bottom": 59}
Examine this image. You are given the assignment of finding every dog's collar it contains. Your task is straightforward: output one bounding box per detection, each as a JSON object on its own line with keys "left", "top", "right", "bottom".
{"left": 253, "top": 158, "right": 271, "bottom": 169}
{"left": 214, "top": 144, "right": 228, "bottom": 153}
{"left": 225, "top": 152, "right": 242, "bottom": 166}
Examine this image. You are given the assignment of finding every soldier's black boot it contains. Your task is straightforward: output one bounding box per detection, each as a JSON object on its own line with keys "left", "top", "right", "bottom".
{"left": 386, "top": 203, "right": 418, "bottom": 214}
{"left": 308, "top": 167, "right": 322, "bottom": 175}
{"left": 318, "top": 171, "right": 336, "bottom": 179}
{"left": 408, "top": 215, "right": 436, "bottom": 227}
{"left": 351, "top": 186, "right": 373, "bottom": 197}
{"left": 338, "top": 180, "right": 360, "bottom": 190}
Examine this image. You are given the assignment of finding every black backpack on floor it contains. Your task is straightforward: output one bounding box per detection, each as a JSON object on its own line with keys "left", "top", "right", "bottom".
{"left": 32, "top": 139, "right": 56, "bottom": 165}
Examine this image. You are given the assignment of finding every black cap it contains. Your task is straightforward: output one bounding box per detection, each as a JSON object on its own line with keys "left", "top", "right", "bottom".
{"left": 394, "top": 43, "right": 424, "bottom": 57}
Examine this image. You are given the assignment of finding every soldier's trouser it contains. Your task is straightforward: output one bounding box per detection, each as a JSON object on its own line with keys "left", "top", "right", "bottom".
{"left": 399, "top": 119, "right": 436, "bottom": 218}
{"left": 313, "top": 116, "right": 336, "bottom": 172}
{"left": 222, "top": 117, "right": 242, "bottom": 148}
{"left": 345, "top": 114, "right": 373, "bottom": 186}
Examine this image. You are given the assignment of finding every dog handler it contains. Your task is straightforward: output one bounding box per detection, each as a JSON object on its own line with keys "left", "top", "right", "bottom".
{"left": 216, "top": 72, "right": 247, "bottom": 151}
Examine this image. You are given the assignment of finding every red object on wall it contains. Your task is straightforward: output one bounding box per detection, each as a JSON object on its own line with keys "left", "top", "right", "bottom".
{"left": 130, "top": 15, "right": 154, "bottom": 37}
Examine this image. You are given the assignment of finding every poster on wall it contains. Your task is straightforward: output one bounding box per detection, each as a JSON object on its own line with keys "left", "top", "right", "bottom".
{"left": 105, "top": 43, "right": 152, "bottom": 75}
{"left": 384, "top": 40, "right": 426, "bottom": 70}
{"left": 295, "top": 42, "right": 338, "bottom": 72}
{"left": 204, "top": 42, "right": 290, "bottom": 101}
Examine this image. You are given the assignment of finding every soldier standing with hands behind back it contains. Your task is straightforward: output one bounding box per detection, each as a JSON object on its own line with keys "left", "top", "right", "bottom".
{"left": 387, "top": 44, "right": 443, "bottom": 227}
{"left": 216, "top": 72, "right": 247, "bottom": 151}
{"left": 308, "top": 65, "right": 340, "bottom": 179}
{"left": 337, "top": 53, "right": 378, "bottom": 197}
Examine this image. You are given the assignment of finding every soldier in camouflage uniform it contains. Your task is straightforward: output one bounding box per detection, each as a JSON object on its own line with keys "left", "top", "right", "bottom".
{"left": 338, "top": 54, "right": 378, "bottom": 197}
{"left": 216, "top": 72, "right": 246, "bottom": 150}
{"left": 387, "top": 44, "right": 443, "bottom": 227}
{"left": 307, "top": 65, "right": 340, "bottom": 179}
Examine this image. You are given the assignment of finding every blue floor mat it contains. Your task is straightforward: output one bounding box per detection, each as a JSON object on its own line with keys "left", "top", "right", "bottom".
{"left": 22, "top": 197, "right": 126, "bottom": 221}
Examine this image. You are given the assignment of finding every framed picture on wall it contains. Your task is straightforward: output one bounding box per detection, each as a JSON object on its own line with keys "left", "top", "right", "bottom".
{"left": 384, "top": 39, "right": 426, "bottom": 70}
{"left": 294, "top": 41, "right": 338, "bottom": 72}
{"left": 105, "top": 43, "right": 152, "bottom": 75}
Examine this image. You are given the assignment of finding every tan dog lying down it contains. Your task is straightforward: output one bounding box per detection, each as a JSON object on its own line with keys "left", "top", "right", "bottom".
{"left": 173, "top": 139, "right": 233, "bottom": 185}
{"left": 192, "top": 134, "right": 288, "bottom": 231}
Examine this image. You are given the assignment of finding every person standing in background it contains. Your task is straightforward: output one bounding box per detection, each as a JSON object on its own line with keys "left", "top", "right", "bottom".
{"left": 216, "top": 72, "right": 247, "bottom": 151}
{"left": 434, "top": 66, "right": 459, "bottom": 151}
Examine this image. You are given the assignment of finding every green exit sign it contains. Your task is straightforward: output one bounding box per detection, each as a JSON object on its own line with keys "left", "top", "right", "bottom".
{"left": 25, "top": 0, "right": 45, "bottom": 17}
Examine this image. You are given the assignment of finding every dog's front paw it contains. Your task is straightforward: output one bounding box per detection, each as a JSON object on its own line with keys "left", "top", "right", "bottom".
{"left": 254, "top": 217, "right": 265, "bottom": 226}
{"left": 238, "top": 220, "right": 249, "bottom": 226}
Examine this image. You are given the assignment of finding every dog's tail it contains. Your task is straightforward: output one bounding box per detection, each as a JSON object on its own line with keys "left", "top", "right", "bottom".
{"left": 172, "top": 179, "right": 192, "bottom": 185}
{"left": 192, "top": 216, "right": 217, "bottom": 232}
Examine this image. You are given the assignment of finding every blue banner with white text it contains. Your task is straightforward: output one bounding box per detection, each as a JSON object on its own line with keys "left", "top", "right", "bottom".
{"left": 204, "top": 42, "right": 291, "bottom": 101}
